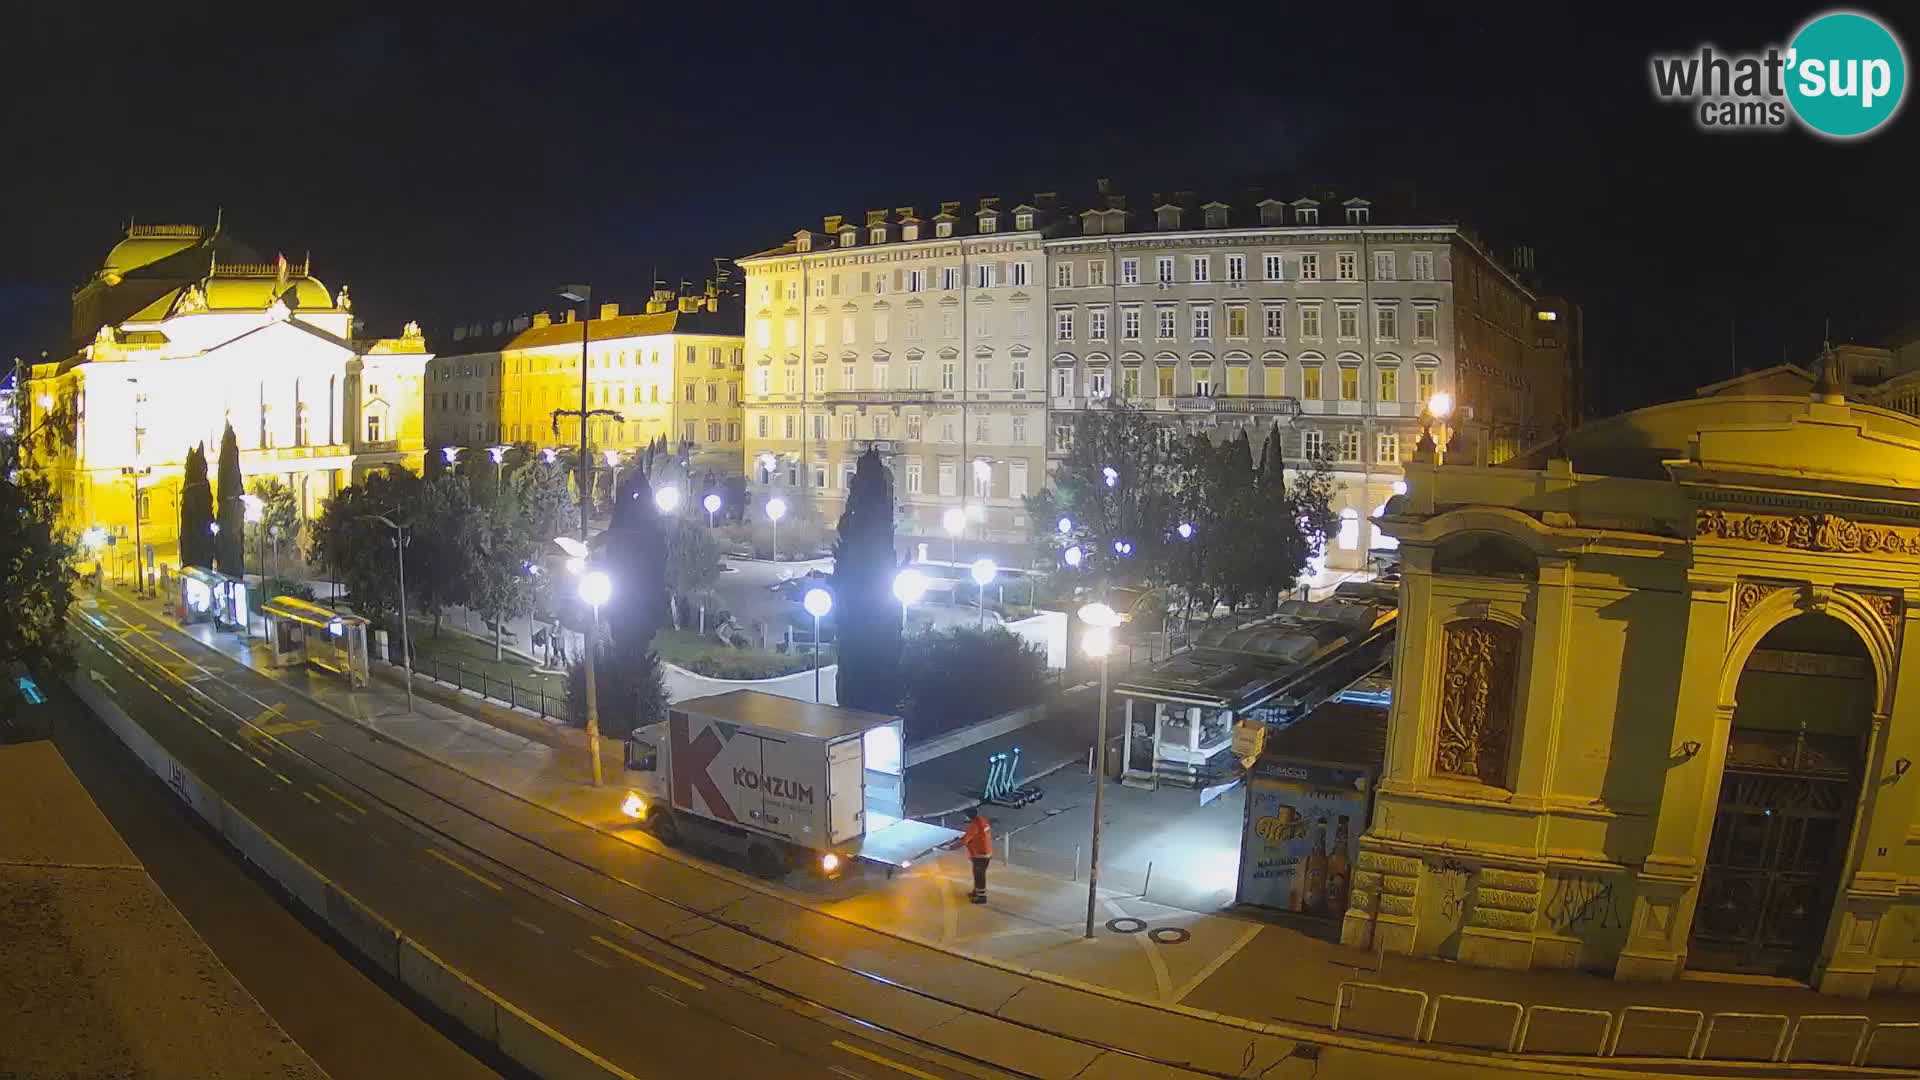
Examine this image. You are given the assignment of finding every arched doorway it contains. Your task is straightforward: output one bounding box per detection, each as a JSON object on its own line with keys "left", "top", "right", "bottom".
{"left": 1690, "top": 612, "right": 1872, "bottom": 979}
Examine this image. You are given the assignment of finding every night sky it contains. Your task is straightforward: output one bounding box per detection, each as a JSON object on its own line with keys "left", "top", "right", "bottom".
{"left": 4, "top": 2, "right": 1913, "bottom": 416}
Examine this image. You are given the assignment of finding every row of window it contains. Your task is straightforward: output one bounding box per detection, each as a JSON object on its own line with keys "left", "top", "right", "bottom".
{"left": 752, "top": 411, "right": 1034, "bottom": 447}
{"left": 443, "top": 419, "right": 744, "bottom": 446}
{"left": 430, "top": 380, "right": 742, "bottom": 414}
{"left": 759, "top": 247, "right": 1438, "bottom": 306}
{"left": 747, "top": 353, "right": 1435, "bottom": 401}
{"left": 1053, "top": 301, "right": 1439, "bottom": 345}
{"left": 434, "top": 345, "right": 743, "bottom": 380}
{"left": 759, "top": 455, "right": 1035, "bottom": 501}
{"left": 1049, "top": 363, "right": 1436, "bottom": 404}
{"left": 752, "top": 359, "right": 1034, "bottom": 395}
{"left": 1046, "top": 422, "right": 1404, "bottom": 467}
{"left": 759, "top": 306, "right": 1035, "bottom": 348}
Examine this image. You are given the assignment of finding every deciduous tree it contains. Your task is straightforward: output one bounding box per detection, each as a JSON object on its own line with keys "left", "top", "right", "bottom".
{"left": 0, "top": 448, "right": 76, "bottom": 677}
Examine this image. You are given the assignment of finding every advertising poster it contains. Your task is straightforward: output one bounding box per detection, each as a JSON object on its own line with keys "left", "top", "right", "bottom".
{"left": 1238, "top": 760, "right": 1370, "bottom": 919}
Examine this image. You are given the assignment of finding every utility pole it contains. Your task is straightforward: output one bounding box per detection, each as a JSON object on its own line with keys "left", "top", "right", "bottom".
{"left": 555, "top": 285, "right": 621, "bottom": 787}
{"left": 127, "top": 378, "right": 146, "bottom": 596}
{"left": 363, "top": 514, "right": 414, "bottom": 715}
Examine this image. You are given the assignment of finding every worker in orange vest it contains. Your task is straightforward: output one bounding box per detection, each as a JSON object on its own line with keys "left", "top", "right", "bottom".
{"left": 956, "top": 806, "right": 993, "bottom": 903}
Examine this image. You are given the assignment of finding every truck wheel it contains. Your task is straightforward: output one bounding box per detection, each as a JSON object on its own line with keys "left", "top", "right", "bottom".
{"left": 650, "top": 812, "right": 680, "bottom": 847}
{"left": 748, "top": 843, "right": 786, "bottom": 879}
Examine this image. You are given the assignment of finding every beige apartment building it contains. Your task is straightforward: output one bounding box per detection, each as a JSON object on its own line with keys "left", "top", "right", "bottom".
{"left": 1046, "top": 183, "right": 1559, "bottom": 571}
{"left": 426, "top": 283, "right": 745, "bottom": 477}
{"left": 738, "top": 200, "right": 1058, "bottom": 558}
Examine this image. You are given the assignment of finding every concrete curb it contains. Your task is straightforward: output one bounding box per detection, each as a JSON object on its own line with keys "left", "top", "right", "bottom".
{"left": 69, "top": 673, "right": 638, "bottom": 1080}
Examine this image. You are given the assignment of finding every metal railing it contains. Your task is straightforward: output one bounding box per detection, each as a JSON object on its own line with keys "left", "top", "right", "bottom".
{"left": 1334, "top": 981, "right": 1917, "bottom": 1067}
{"left": 400, "top": 647, "right": 568, "bottom": 724}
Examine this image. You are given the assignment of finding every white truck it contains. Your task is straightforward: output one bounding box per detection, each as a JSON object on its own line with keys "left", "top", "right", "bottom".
{"left": 622, "top": 690, "right": 959, "bottom": 878}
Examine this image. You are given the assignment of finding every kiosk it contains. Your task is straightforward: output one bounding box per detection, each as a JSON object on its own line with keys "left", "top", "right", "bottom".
{"left": 260, "top": 596, "right": 370, "bottom": 687}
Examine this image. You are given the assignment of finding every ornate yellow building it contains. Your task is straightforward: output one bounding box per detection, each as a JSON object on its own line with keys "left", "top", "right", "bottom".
{"left": 25, "top": 221, "right": 429, "bottom": 578}
{"left": 1344, "top": 372, "right": 1920, "bottom": 996}
{"left": 426, "top": 283, "right": 744, "bottom": 476}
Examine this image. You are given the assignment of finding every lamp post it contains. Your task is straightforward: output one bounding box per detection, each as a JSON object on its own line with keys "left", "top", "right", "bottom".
{"left": 703, "top": 492, "right": 721, "bottom": 529}
{"left": 1077, "top": 602, "right": 1119, "bottom": 938}
{"left": 942, "top": 506, "right": 965, "bottom": 567}
{"left": 126, "top": 377, "right": 147, "bottom": 595}
{"left": 765, "top": 496, "right": 787, "bottom": 562}
{"left": 970, "top": 558, "right": 996, "bottom": 627}
{"left": 892, "top": 568, "right": 926, "bottom": 632}
{"left": 1425, "top": 390, "right": 1455, "bottom": 466}
{"left": 362, "top": 514, "right": 414, "bottom": 715}
{"left": 579, "top": 568, "right": 612, "bottom": 788}
{"left": 604, "top": 448, "right": 622, "bottom": 507}
{"left": 559, "top": 285, "right": 605, "bottom": 786}
{"left": 238, "top": 493, "right": 264, "bottom": 636}
{"left": 803, "top": 587, "right": 832, "bottom": 703}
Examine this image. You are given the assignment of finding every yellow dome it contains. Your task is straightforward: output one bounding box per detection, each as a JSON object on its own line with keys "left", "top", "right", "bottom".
{"left": 102, "top": 230, "right": 203, "bottom": 275}
{"left": 203, "top": 276, "right": 334, "bottom": 312}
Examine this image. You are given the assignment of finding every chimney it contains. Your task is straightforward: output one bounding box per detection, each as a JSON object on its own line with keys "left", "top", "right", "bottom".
{"left": 823, "top": 214, "right": 844, "bottom": 233}
{"left": 865, "top": 209, "right": 888, "bottom": 226}
{"left": 599, "top": 302, "right": 620, "bottom": 320}
{"left": 1095, "top": 177, "right": 1112, "bottom": 196}
{"left": 1035, "top": 192, "right": 1058, "bottom": 210}
{"left": 451, "top": 325, "right": 467, "bottom": 342}
{"left": 939, "top": 200, "right": 962, "bottom": 216}
{"left": 979, "top": 196, "right": 1002, "bottom": 211}
{"left": 894, "top": 205, "right": 917, "bottom": 220}
{"left": 531, "top": 312, "right": 552, "bottom": 329}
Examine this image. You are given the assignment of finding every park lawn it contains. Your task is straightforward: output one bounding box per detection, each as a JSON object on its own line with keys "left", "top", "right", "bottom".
{"left": 654, "top": 629, "right": 835, "bottom": 680}
{"left": 405, "top": 620, "right": 566, "bottom": 698}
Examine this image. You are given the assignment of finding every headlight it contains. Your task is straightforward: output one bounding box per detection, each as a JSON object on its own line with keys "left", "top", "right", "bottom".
{"left": 621, "top": 792, "right": 647, "bottom": 819}
{"left": 820, "top": 852, "right": 842, "bottom": 874}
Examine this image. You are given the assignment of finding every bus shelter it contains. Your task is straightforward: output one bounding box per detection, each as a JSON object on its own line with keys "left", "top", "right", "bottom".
{"left": 261, "top": 596, "right": 370, "bottom": 687}
{"left": 176, "top": 566, "right": 246, "bottom": 631}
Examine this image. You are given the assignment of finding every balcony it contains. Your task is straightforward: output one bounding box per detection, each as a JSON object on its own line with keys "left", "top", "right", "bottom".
{"left": 1171, "top": 395, "right": 1218, "bottom": 413}
{"left": 822, "top": 389, "right": 935, "bottom": 405}
{"left": 1215, "top": 395, "right": 1302, "bottom": 417}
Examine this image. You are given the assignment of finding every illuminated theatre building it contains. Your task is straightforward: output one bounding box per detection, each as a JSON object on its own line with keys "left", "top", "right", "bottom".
{"left": 1346, "top": 354, "right": 1920, "bottom": 995}
{"left": 24, "top": 221, "right": 429, "bottom": 579}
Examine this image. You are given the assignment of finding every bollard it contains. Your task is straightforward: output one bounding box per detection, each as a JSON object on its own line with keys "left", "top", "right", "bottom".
{"left": 1142, "top": 861, "right": 1153, "bottom": 899}
{"left": 1087, "top": 745, "right": 1095, "bottom": 776}
{"left": 1073, "top": 844, "right": 1081, "bottom": 882}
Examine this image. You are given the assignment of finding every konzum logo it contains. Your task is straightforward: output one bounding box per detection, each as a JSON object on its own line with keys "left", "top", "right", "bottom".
{"left": 732, "top": 766, "right": 815, "bottom": 805}
{"left": 1649, "top": 9, "right": 1907, "bottom": 139}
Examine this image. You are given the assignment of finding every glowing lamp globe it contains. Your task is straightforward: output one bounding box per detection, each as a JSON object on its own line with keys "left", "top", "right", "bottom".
{"left": 703, "top": 493, "right": 722, "bottom": 515}
{"left": 765, "top": 497, "right": 787, "bottom": 523}
{"left": 892, "top": 569, "right": 927, "bottom": 605}
{"left": 803, "top": 587, "right": 833, "bottom": 619}
{"left": 579, "top": 570, "right": 613, "bottom": 609}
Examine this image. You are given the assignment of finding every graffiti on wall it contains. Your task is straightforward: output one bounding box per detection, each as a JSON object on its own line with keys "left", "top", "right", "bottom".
{"left": 1544, "top": 873, "right": 1627, "bottom": 933}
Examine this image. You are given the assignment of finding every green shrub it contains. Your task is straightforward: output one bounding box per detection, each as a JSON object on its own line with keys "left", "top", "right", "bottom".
{"left": 653, "top": 630, "right": 833, "bottom": 680}
{"left": 899, "top": 625, "right": 1049, "bottom": 740}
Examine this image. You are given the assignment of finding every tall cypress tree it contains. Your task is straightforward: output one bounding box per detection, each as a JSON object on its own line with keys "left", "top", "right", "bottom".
{"left": 832, "top": 448, "right": 901, "bottom": 713}
{"left": 179, "top": 444, "right": 214, "bottom": 569}
{"left": 214, "top": 422, "right": 245, "bottom": 575}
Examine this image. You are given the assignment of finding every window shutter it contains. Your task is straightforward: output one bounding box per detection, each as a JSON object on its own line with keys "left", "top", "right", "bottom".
{"left": 894, "top": 269, "right": 904, "bottom": 291}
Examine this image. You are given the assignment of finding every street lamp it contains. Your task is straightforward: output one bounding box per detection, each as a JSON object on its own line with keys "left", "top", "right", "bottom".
{"left": 702, "top": 492, "right": 722, "bottom": 528}
{"left": 892, "top": 568, "right": 926, "bottom": 632}
{"left": 654, "top": 485, "right": 681, "bottom": 515}
{"left": 239, "top": 493, "right": 265, "bottom": 636}
{"left": 541, "top": 447, "right": 559, "bottom": 464}
{"left": 970, "top": 558, "right": 997, "bottom": 627}
{"left": 802, "top": 587, "right": 832, "bottom": 703}
{"left": 578, "top": 568, "right": 612, "bottom": 788}
{"left": 1176, "top": 521, "right": 1194, "bottom": 541}
{"left": 1057, "top": 516, "right": 1073, "bottom": 536}
{"left": 1102, "top": 466, "right": 1118, "bottom": 488}
{"left": 765, "top": 496, "right": 787, "bottom": 562}
{"left": 441, "top": 446, "right": 464, "bottom": 466}
{"left": 488, "top": 445, "right": 509, "bottom": 464}
{"left": 361, "top": 513, "right": 414, "bottom": 715}
{"left": 1425, "top": 390, "right": 1455, "bottom": 466}
{"left": 1077, "top": 601, "right": 1121, "bottom": 939}
{"left": 942, "top": 506, "right": 966, "bottom": 566}
{"left": 1063, "top": 545, "right": 1082, "bottom": 569}
{"left": 758, "top": 451, "right": 777, "bottom": 483}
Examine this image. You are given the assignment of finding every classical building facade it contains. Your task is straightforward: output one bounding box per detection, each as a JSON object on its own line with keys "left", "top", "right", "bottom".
{"left": 24, "top": 221, "right": 429, "bottom": 579}
{"left": 738, "top": 201, "right": 1058, "bottom": 556}
{"left": 1046, "top": 183, "right": 1555, "bottom": 571}
{"left": 740, "top": 183, "right": 1569, "bottom": 568}
{"left": 426, "top": 283, "right": 744, "bottom": 477}
{"left": 1345, "top": 380, "right": 1920, "bottom": 996}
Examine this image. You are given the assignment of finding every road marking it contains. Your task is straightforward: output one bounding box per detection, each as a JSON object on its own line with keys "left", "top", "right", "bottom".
{"left": 572, "top": 948, "right": 613, "bottom": 969}
{"left": 86, "top": 669, "right": 119, "bottom": 695}
{"left": 511, "top": 916, "right": 547, "bottom": 936}
{"left": 831, "top": 1041, "right": 942, "bottom": 1080}
{"left": 425, "top": 847, "right": 504, "bottom": 892}
{"left": 302, "top": 791, "right": 323, "bottom": 805}
{"left": 830, "top": 1066, "right": 871, "bottom": 1080}
{"left": 728, "top": 1024, "right": 774, "bottom": 1047}
{"left": 316, "top": 783, "right": 368, "bottom": 814}
{"left": 247, "top": 754, "right": 274, "bottom": 773}
{"left": 333, "top": 811, "right": 355, "bottom": 825}
{"left": 371, "top": 834, "right": 391, "bottom": 847}
{"left": 646, "top": 986, "right": 685, "bottom": 1007}
{"left": 273, "top": 772, "right": 293, "bottom": 784}
{"left": 589, "top": 934, "right": 706, "bottom": 991}
{"left": 1173, "top": 922, "right": 1263, "bottom": 1004}
{"left": 1105, "top": 899, "right": 1173, "bottom": 1001}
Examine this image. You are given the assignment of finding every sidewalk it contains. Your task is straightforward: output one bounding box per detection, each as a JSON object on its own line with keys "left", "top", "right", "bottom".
{"left": 131, "top": 588, "right": 1920, "bottom": 1072}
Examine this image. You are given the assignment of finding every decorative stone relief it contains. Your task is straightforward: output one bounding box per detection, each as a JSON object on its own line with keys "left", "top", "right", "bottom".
{"left": 1350, "top": 851, "right": 1420, "bottom": 918}
{"left": 1697, "top": 509, "right": 1920, "bottom": 556}
{"left": 1732, "top": 579, "right": 1789, "bottom": 630}
{"left": 1844, "top": 587, "right": 1902, "bottom": 641}
{"left": 1433, "top": 620, "right": 1520, "bottom": 786}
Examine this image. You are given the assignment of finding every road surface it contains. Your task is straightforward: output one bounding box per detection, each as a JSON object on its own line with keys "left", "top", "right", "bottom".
{"left": 69, "top": 589, "right": 1005, "bottom": 1080}
{"left": 28, "top": 681, "right": 507, "bottom": 1079}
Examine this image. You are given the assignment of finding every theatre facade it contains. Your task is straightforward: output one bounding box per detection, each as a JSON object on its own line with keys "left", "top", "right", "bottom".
{"left": 1343, "top": 377, "right": 1920, "bottom": 996}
